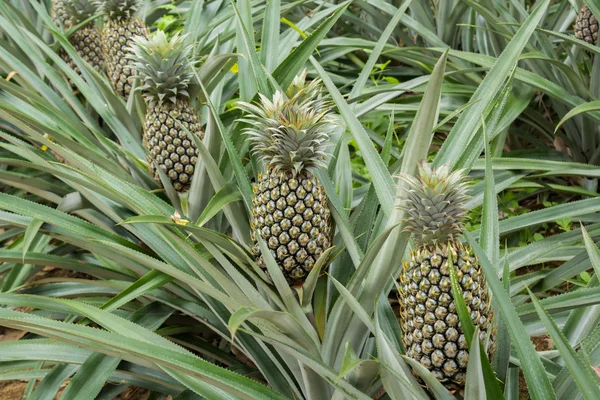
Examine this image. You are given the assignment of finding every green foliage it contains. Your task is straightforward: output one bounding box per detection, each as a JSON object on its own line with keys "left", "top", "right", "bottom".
{"left": 0, "top": 0, "right": 599, "bottom": 399}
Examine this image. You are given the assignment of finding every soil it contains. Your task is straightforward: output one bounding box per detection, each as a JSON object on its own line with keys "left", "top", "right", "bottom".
{"left": 0, "top": 381, "right": 28, "bottom": 400}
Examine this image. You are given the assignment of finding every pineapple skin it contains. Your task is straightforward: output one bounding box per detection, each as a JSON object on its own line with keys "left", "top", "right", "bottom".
{"left": 101, "top": 16, "right": 148, "bottom": 98}
{"left": 398, "top": 242, "right": 495, "bottom": 389}
{"left": 251, "top": 170, "right": 331, "bottom": 285}
{"left": 60, "top": 25, "right": 104, "bottom": 76}
{"left": 575, "top": 5, "right": 599, "bottom": 45}
{"left": 143, "top": 100, "right": 201, "bottom": 192}
{"left": 52, "top": 0, "right": 72, "bottom": 29}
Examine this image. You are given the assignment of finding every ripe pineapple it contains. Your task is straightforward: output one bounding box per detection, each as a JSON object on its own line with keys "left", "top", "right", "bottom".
{"left": 61, "top": 0, "right": 103, "bottom": 76}
{"left": 95, "top": 0, "right": 148, "bottom": 98}
{"left": 575, "top": 5, "right": 599, "bottom": 45}
{"left": 127, "top": 31, "right": 201, "bottom": 193}
{"left": 52, "top": 0, "right": 72, "bottom": 29}
{"left": 397, "top": 163, "right": 495, "bottom": 389}
{"left": 238, "top": 72, "right": 336, "bottom": 285}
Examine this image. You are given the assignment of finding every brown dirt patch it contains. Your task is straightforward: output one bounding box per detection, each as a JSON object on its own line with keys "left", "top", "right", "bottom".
{"left": 0, "top": 381, "right": 27, "bottom": 399}
{"left": 0, "top": 327, "right": 26, "bottom": 342}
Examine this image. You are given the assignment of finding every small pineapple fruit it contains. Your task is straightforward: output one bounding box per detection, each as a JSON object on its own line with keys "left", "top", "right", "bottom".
{"left": 238, "top": 72, "right": 336, "bottom": 286}
{"left": 397, "top": 163, "right": 495, "bottom": 389}
{"left": 61, "top": 0, "right": 103, "bottom": 76}
{"left": 127, "top": 31, "right": 201, "bottom": 193}
{"left": 52, "top": 0, "right": 73, "bottom": 29}
{"left": 575, "top": 5, "right": 599, "bottom": 45}
{"left": 96, "top": 0, "right": 149, "bottom": 98}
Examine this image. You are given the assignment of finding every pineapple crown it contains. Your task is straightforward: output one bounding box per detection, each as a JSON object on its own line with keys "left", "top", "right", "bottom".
{"left": 126, "top": 31, "right": 196, "bottom": 106}
{"left": 237, "top": 70, "right": 337, "bottom": 175}
{"left": 397, "top": 162, "right": 470, "bottom": 248}
{"left": 65, "top": 0, "right": 99, "bottom": 23}
{"left": 94, "top": 0, "right": 140, "bottom": 19}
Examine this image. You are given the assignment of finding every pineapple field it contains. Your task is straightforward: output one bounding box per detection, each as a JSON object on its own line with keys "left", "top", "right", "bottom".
{"left": 2, "top": 0, "right": 600, "bottom": 399}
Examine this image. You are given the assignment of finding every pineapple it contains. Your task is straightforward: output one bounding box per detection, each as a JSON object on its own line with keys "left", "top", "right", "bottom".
{"left": 237, "top": 72, "right": 336, "bottom": 286}
{"left": 575, "top": 5, "right": 599, "bottom": 45}
{"left": 95, "top": 0, "right": 148, "bottom": 98}
{"left": 127, "top": 31, "right": 201, "bottom": 193}
{"left": 61, "top": 0, "right": 103, "bottom": 76}
{"left": 397, "top": 163, "right": 495, "bottom": 389}
{"left": 51, "top": 0, "right": 72, "bottom": 29}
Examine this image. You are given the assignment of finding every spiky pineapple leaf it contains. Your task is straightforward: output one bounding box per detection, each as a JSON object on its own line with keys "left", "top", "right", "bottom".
{"left": 448, "top": 248, "right": 475, "bottom": 347}
{"left": 96, "top": 269, "right": 172, "bottom": 314}
{"left": 321, "top": 50, "right": 447, "bottom": 369}
{"left": 195, "top": 79, "right": 254, "bottom": 212}
{"left": 160, "top": 367, "right": 241, "bottom": 400}
{"left": 434, "top": 0, "right": 551, "bottom": 169}
{"left": 466, "top": 232, "right": 556, "bottom": 400}
{"left": 300, "top": 246, "right": 337, "bottom": 309}
{"left": 273, "top": 1, "right": 350, "bottom": 90}
{"left": 21, "top": 218, "right": 43, "bottom": 262}
{"left": 375, "top": 296, "right": 404, "bottom": 354}
{"left": 349, "top": 0, "right": 412, "bottom": 99}
{"left": 314, "top": 168, "right": 362, "bottom": 267}
{"left": 228, "top": 307, "right": 319, "bottom": 354}
{"left": 329, "top": 275, "right": 374, "bottom": 334}
{"left": 195, "top": 181, "right": 243, "bottom": 227}
{"left": 255, "top": 235, "right": 319, "bottom": 344}
{"left": 560, "top": 228, "right": 600, "bottom": 360}
{"left": 154, "top": 159, "right": 183, "bottom": 214}
{"left": 529, "top": 290, "right": 600, "bottom": 399}
{"left": 480, "top": 122, "right": 500, "bottom": 266}
{"left": 311, "top": 56, "right": 395, "bottom": 216}
{"left": 231, "top": 1, "right": 271, "bottom": 99}
{"left": 235, "top": 328, "right": 372, "bottom": 399}
{"left": 260, "top": 0, "right": 279, "bottom": 72}
{"left": 190, "top": 125, "right": 251, "bottom": 243}
{"left": 464, "top": 330, "right": 486, "bottom": 400}
{"left": 374, "top": 305, "right": 429, "bottom": 400}
{"left": 400, "top": 356, "right": 454, "bottom": 399}
{"left": 338, "top": 341, "right": 378, "bottom": 379}
{"left": 29, "top": 364, "right": 79, "bottom": 400}
{"left": 582, "top": 225, "right": 600, "bottom": 278}
{"left": 60, "top": 303, "right": 173, "bottom": 400}
{"left": 0, "top": 307, "right": 287, "bottom": 400}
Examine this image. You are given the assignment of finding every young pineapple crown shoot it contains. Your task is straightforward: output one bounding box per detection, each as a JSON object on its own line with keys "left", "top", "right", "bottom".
{"left": 398, "top": 163, "right": 470, "bottom": 248}
{"left": 127, "top": 31, "right": 195, "bottom": 106}
{"left": 238, "top": 70, "right": 337, "bottom": 175}
{"left": 65, "top": 0, "right": 99, "bottom": 23}
{"left": 95, "top": 0, "right": 140, "bottom": 19}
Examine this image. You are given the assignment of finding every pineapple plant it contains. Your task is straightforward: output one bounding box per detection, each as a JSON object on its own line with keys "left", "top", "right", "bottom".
{"left": 95, "top": 0, "right": 148, "bottom": 98}
{"left": 397, "top": 163, "right": 495, "bottom": 389}
{"left": 127, "top": 31, "right": 201, "bottom": 192}
{"left": 5, "top": 1, "right": 600, "bottom": 399}
{"left": 575, "top": 5, "right": 599, "bottom": 45}
{"left": 51, "top": 0, "right": 72, "bottom": 29}
{"left": 61, "top": 0, "right": 103, "bottom": 76}
{"left": 238, "top": 72, "right": 336, "bottom": 286}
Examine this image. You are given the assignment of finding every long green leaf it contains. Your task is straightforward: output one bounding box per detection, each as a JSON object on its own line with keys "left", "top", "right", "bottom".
{"left": 273, "top": 1, "right": 350, "bottom": 89}
{"left": 529, "top": 291, "right": 600, "bottom": 399}
{"left": 434, "top": 0, "right": 550, "bottom": 168}
{"left": 466, "top": 233, "right": 556, "bottom": 400}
